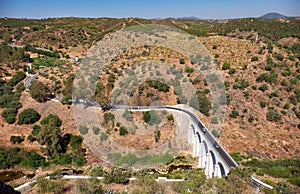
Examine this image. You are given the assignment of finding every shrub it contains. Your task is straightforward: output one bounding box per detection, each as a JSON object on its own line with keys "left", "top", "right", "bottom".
{"left": 119, "top": 126, "right": 128, "bottom": 136}
{"left": 92, "top": 126, "right": 100, "bottom": 135}
{"left": 122, "top": 109, "right": 133, "bottom": 122}
{"left": 222, "top": 62, "right": 231, "bottom": 70}
{"left": 79, "top": 125, "right": 88, "bottom": 135}
{"left": 10, "top": 135, "right": 24, "bottom": 144}
{"left": 41, "top": 114, "right": 62, "bottom": 127}
{"left": 251, "top": 56, "right": 258, "bottom": 62}
{"left": 260, "top": 101, "right": 267, "bottom": 108}
{"left": 18, "top": 108, "right": 40, "bottom": 124}
{"left": 210, "top": 117, "right": 218, "bottom": 124}
{"left": 143, "top": 111, "right": 161, "bottom": 125}
{"left": 29, "top": 81, "right": 50, "bottom": 103}
{"left": 7, "top": 71, "right": 26, "bottom": 87}
{"left": 212, "top": 45, "right": 217, "bottom": 49}
{"left": 211, "top": 130, "right": 219, "bottom": 138}
{"left": 229, "top": 109, "right": 239, "bottom": 118}
{"left": 1, "top": 108, "right": 17, "bottom": 124}
{"left": 229, "top": 68, "right": 236, "bottom": 75}
{"left": 32, "top": 124, "right": 41, "bottom": 135}
{"left": 179, "top": 58, "right": 185, "bottom": 64}
{"left": 100, "top": 132, "right": 108, "bottom": 142}
{"left": 267, "top": 108, "right": 282, "bottom": 122}
{"left": 167, "top": 114, "right": 174, "bottom": 122}
{"left": 185, "top": 67, "right": 194, "bottom": 74}
{"left": 259, "top": 84, "right": 268, "bottom": 92}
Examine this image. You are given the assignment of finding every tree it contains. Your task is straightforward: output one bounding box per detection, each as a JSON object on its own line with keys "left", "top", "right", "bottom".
{"left": 41, "top": 114, "right": 62, "bottom": 127}
{"left": 18, "top": 108, "right": 40, "bottom": 124}
{"left": 1, "top": 108, "right": 17, "bottom": 124}
{"left": 36, "top": 121, "right": 63, "bottom": 157}
{"left": 10, "top": 136, "right": 24, "bottom": 144}
{"left": 29, "top": 80, "right": 50, "bottom": 103}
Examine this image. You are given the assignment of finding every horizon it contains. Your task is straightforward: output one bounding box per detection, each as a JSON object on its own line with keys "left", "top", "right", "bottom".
{"left": 0, "top": 0, "right": 299, "bottom": 19}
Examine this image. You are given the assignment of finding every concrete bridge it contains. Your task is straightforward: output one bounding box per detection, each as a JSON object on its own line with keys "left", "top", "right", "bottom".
{"left": 113, "top": 105, "right": 238, "bottom": 178}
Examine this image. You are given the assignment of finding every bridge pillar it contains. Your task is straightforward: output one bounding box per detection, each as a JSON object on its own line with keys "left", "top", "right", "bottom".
{"left": 215, "top": 164, "right": 220, "bottom": 178}
{"left": 192, "top": 135, "right": 198, "bottom": 157}
{"left": 205, "top": 152, "right": 211, "bottom": 178}
{"left": 197, "top": 142, "right": 206, "bottom": 168}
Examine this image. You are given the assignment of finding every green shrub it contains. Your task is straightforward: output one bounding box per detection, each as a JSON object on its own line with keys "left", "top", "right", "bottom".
{"left": 267, "top": 108, "right": 282, "bottom": 122}
{"left": 32, "top": 124, "right": 41, "bottom": 135}
{"left": 10, "top": 135, "right": 24, "bottom": 144}
{"left": 222, "top": 62, "right": 231, "bottom": 70}
{"left": 179, "top": 58, "right": 185, "bottom": 64}
{"left": 41, "top": 114, "right": 62, "bottom": 127}
{"left": 119, "top": 126, "right": 128, "bottom": 136}
{"left": 259, "top": 84, "right": 268, "bottom": 92}
{"left": 18, "top": 108, "right": 40, "bottom": 124}
{"left": 92, "top": 126, "right": 100, "bottom": 135}
{"left": 212, "top": 45, "right": 217, "bottom": 49}
{"left": 229, "top": 109, "right": 239, "bottom": 118}
{"left": 7, "top": 71, "right": 26, "bottom": 87}
{"left": 79, "top": 125, "right": 88, "bottom": 135}
{"left": 260, "top": 101, "right": 267, "bottom": 108}
{"left": 122, "top": 108, "right": 133, "bottom": 122}
{"left": 211, "top": 130, "right": 219, "bottom": 138}
{"left": 100, "top": 132, "right": 108, "bottom": 142}
{"left": 143, "top": 111, "right": 161, "bottom": 125}
{"left": 251, "top": 56, "right": 258, "bottom": 62}
{"left": 1, "top": 108, "right": 17, "bottom": 124}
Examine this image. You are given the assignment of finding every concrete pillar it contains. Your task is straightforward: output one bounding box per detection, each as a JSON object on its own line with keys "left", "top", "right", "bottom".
{"left": 192, "top": 135, "right": 197, "bottom": 157}
{"left": 215, "top": 164, "right": 220, "bottom": 178}
{"left": 198, "top": 142, "right": 205, "bottom": 168}
{"left": 205, "top": 152, "right": 211, "bottom": 177}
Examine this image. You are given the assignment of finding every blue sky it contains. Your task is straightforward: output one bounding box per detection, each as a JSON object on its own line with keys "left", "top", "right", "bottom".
{"left": 0, "top": 0, "right": 299, "bottom": 19}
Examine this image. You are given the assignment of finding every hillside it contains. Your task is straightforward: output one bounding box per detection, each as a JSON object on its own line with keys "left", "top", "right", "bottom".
{"left": 260, "top": 12, "right": 288, "bottom": 19}
{"left": 0, "top": 17, "right": 299, "bottom": 192}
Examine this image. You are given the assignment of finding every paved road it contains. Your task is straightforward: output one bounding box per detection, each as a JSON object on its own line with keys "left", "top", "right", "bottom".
{"left": 112, "top": 105, "right": 238, "bottom": 168}
{"left": 24, "top": 73, "right": 39, "bottom": 88}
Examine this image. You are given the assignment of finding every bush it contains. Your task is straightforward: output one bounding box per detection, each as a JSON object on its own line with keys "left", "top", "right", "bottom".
{"left": 143, "top": 111, "right": 161, "bottom": 125}
{"left": 41, "top": 114, "right": 62, "bottom": 127}
{"left": 29, "top": 80, "right": 50, "bottom": 103}
{"left": 179, "top": 58, "right": 185, "bottom": 64}
{"left": 1, "top": 108, "right": 17, "bottom": 124}
{"left": 211, "top": 130, "right": 219, "bottom": 138}
{"left": 32, "top": 124, "right": 41, "bottom": 135}
{"left": 222, "top": 62, "right": 231, "bottom": 70}
{"left": 185, "top": 67, "right": 194, "bottom": 74}
{"left": 210, "top": 117, "right": 218, "bottom": 124}
{"left": 79, "top": 125, "right": 88, "bottom": 135}
{"left": 259, "top": 84, "right": 268, "bottom": 92}
{"left": 267, "top": 108, "right": 282, "bottom": 122}
{"left": 7, "top": 71, "right": 26, "bottom": 87}
{"left": 212, "top": 45, "right": 217, "bottom": 49}
{"left": 10, "top": 135, "right": 24, "bottom": 144}
{"left": 146, "top": 80, "right": 169, "bottom": 92}
{"left": 100, "top": 132, "right": 108, "bottom": 142}
{"left": 18, "top": 108, "right": 40, "bottom": 124}
{"left": 122, "top": 109, "right": 133, "bottom": 122}
{"left": 229, "top": 68, "right": 236, "bottom": 75}
{"left": 251, "top": 56, "right": 258, "bottom": 62}
{"left": 229, "top": 109, "right": 239, "bottom": 118}
{"left": 92, "top": 126, "right": 100, "bottom": 135}
{"left": 119, "top": 126, "right": 128, "bottom": 136}
{"left": 260, "top": 101, "right": 267, "bottom": 108}
{"left": 189, "top": 91, "right": 211, "bottom": 116}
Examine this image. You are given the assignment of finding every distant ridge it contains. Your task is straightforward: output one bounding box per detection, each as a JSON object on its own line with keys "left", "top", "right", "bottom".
{"left": 259, "top": 12, "right": 287, "bottom": 19}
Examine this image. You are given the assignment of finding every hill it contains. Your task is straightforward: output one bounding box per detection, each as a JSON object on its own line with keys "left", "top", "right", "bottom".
{"left": 260, "top": 12, "right": 287, "bottom": 19}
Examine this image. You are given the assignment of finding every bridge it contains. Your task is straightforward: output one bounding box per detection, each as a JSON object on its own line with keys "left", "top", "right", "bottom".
{"left": 112, "top": 105, "right": 238, "bottom": 178}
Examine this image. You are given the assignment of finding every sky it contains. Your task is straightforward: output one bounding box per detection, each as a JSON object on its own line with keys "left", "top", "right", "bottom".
{"left": 0, "top": 0, "right": 299, "bottom": 19}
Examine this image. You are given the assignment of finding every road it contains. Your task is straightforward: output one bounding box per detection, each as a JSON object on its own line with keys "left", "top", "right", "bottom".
{"left": 112, "top": 105, "right": 238, "bottom": 168}
{"left": 24, "top": 73, "right": 39, "bottom": 89}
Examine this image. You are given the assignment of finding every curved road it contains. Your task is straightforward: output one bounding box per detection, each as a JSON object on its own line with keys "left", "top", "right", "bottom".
{"left": 24, "top": 73, "right": 39, "bottom": 89}
{"left": 111, "top": 105, "right": 238, "bottom": 168}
